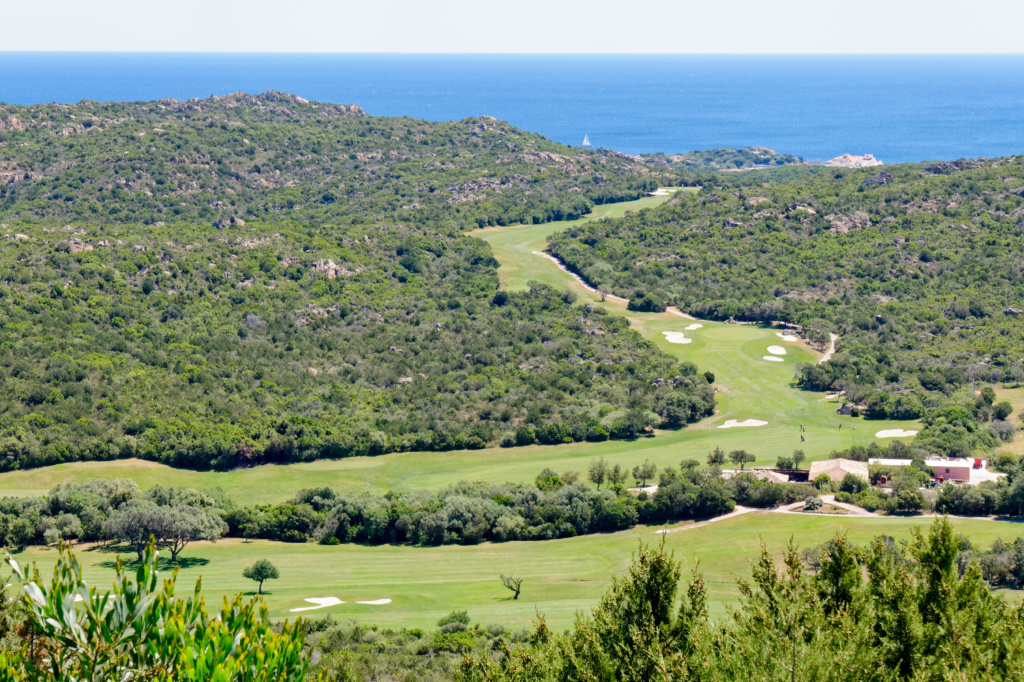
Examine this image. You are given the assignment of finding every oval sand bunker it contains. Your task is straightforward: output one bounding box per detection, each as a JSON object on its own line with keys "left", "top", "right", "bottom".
{"left": 685, "top": 323, "right": 703, "bottom": 331}
{"left": 763, "top": 356, "right": 784, "bottom": 362}
{"left": 661, "top": 331, "right": 692, "bottom": 344}
{"left": 776, "top": 332, "right": 799, "bottom": 342}
{"left": 718, "top": 419, "right": 768, "bottom": 429}
{"left": 767, "top": 345, "right": 787, "bottom": 355}
{"left": 875, "top": 429, "right": 919, "bottom": 438}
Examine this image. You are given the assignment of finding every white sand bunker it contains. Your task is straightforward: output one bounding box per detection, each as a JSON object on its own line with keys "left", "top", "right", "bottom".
{"left": 775, "top": 332, "right": 799, "bottom": 342}
{"left": 875, "top": 429, "right": 919, "bottom": 438}
{"left": 357, "top": 599, "right": 392, "bottom": 605}
{"left": 291, "top": 597, "right": 345, "bottom": 612}
{"left": 763, "top": 356, "right": 784, "bottom": 362}
{"left": 767, "top": 345, "right": 787, "bottom": 355}
{"left": 661, "top": 331, "right": 692, "bottom": 344}
{"left": 685, "top": 323, "right": 703, "bottom": 331}
{"left": 718, "top": 419, "right": 768, "bottom": 429}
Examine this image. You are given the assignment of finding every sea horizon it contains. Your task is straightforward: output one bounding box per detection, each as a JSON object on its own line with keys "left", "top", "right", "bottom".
{"left": 2, "top": 52, "right": 1023, "bottom": 163}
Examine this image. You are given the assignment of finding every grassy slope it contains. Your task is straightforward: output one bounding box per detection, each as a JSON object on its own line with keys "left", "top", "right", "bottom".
{"left": 0, "top": 193, "right": 923, "bottom": 502}
{"left": 10, "top": 514, "right": 1020, "bottom": 629}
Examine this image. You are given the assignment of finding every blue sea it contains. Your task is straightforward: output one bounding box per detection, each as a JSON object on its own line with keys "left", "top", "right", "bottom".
{"left": 1, "top": 53, "right": 1023, "bottom": 164}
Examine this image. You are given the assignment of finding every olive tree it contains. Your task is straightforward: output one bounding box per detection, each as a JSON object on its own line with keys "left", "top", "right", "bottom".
{"left": 501, "top": 574, "right": 523, "bottom": 599}
{"left": 243, "top": 559, "right": 280, "bottom": 595}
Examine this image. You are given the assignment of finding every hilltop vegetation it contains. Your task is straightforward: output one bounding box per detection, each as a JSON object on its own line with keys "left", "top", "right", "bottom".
{"left": 547, "top": 157, "right": 1024, "bottom": 453}
{"left": 0, "top": 91, "right": 665, "bottom": 227}
{"left": 643, "top": 146, "right": 804, "bottom": 171}
{"left": 0, "top": 93, "right": 713, "bottom": 471}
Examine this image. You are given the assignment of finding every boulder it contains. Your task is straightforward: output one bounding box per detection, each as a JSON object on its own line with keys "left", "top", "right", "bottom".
{"left": 312, "top": 259, "right": 344, "bottom": 279}
{"left": 862, "top": 171, "right": 893, "bottom": 186}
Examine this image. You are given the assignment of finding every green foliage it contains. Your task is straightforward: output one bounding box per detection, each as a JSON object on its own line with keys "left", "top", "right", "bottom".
{"left": 547, "top": 157, "right": 1024, "bottom": 453}
{"left": 0, "top": 541, "right": 307, "bottom": 680}
{"left": 0, "top": 94, "right": 710, "bottom": 472}
{"left": 458, "top": 518, "right": 1024, "bottom": 681}
{"left": 643, "top": 146, "right": 804, "bottom": 171}
{"left": 437, "top": 609, "right": 471, "bottom": 628}
{"left": 242, "top": 558, "right": 280, "bottom": 594}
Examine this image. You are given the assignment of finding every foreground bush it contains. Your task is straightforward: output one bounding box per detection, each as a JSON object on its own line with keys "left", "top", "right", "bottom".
{"left": 0, "top": 542, "right": 309, "bottom": 681}
{"left": 459, "top": 518, "right": 1024, "bottom": 681}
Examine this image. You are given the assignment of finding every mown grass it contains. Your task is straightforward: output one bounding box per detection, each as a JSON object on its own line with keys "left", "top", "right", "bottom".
{"left": 9, "top": 513, "right": 1021, "bottom": 629}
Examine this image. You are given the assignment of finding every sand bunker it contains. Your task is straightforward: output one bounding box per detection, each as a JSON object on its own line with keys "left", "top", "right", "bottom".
{"left": 290, "top": 597, "right": 345, "bottom": 612}
{"left": 684, "top": 323, "right": 703, "bottom": 331}
{"left": 763, "top": 356, "right": 784, "bottom": 362}
{"left": 766, "top": 345, "right": 787, "bottom": 355}
{"left": 875, "top": 429, "right": 919, "bottom": 438}
{"left": 775, "top": 332, "right": 799, "bottom": 342}
{"left": 357, "top": 599, "right": 392, "bottom": 605}
{"left": 718, "top": 419, "right": 768, "bottom": 429}
{"left": 661, "top": 331, "right": 692, "bottom": 344}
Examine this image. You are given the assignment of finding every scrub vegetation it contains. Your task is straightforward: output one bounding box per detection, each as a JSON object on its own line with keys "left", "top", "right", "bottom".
{"left": 547, "top": 158, "right": 1024, "bottom": 455}
{"left": 0, "top": 93, "right": 713, "bottom": 471}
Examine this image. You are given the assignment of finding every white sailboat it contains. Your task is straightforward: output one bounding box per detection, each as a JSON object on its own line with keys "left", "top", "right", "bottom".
{"left": 582, "top": 134, "right": 591, "bottom": 148}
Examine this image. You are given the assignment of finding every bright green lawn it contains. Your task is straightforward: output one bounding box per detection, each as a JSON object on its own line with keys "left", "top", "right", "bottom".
{"left": 0, "top": 192, "right": 925, "bottom": 503}
{"left": 9, "top": 513, "right": 1022, "bottom": 629}
{"left": 470, "top": 192, "right": 679, "bottom": 292}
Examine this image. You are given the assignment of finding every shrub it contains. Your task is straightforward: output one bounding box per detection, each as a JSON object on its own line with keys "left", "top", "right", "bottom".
{"left": 437, "top": 610, "right": 471, "bottom": 628}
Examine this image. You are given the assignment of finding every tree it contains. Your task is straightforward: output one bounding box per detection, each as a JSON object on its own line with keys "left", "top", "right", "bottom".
{"left": 728, "top": 450, "right": 756, "bottom": 470}
{"left": 632, "top": 459, "right": 658, "bottom": 487}
{"left": 161, "top": 506, "right": 226, "bottom": 562}
{"left": 500, "top": 574, "right": 523, "bottom": 600}
{"left": 588, "top": 458, "right": 608, "bottom": 489}
{"left": 680, "top": 459, "right": 701, "bottom": 471}
{"left": 608, "top": 464, "right": 627, "bottom": 487}
{"left": 102, "top": 503, "right": 167, "bottom": 562}
{"left": 243, "top": 559, "right": 280, "bottom": 595}
{"left": 776, "top": 456, "right": 794, "bottom": 469}
{"left": 242, "top": 521, "right": 260, "bottom": 543}
{"left": 1004, "top": 475, "right": 1024, "bottom": 517}
{"left": 994, "top": 401, "right": 1014, "bottom": 421}
{"left": 561, "top": 470, "right": 580, "bottom": 485}
{"left": 707, "top": 446, "right": 726, "bottom": 466}
{"left": 792, "top": 449, "right": 806, "bottom": 469}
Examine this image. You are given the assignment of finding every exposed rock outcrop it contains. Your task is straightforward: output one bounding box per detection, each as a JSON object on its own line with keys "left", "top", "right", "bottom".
{"left": 826, "top": 211, "right": 871, "bottom": 234}
{"left": 926, "top": 159, "right": 984, "bottom": 174}
{"left": 825, "top": 154, "right": 883, "bottom": 168}
{"left": 862, "top": 171, "right": 893, "bottom": 186}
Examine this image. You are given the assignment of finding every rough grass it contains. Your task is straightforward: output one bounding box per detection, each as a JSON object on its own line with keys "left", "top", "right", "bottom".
{"left": 9, "top": 513, "right": 1021, "bottom": 629}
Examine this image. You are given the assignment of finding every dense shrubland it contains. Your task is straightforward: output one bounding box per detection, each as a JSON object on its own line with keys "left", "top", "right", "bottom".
{"left": 0, "top": 92, "right": 664, "bottom": 229}
{"left": 547, "top": 156, "right": 1024, "bottom": 452}
{"left": 0, "top": 93, "right": 714, "bottom": 471}
{"left": 643, "top": 145, "right": 804, "bottom": 171}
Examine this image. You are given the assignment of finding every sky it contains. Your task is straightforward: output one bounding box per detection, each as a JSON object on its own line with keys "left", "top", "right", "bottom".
{"left": 4, "top": 0, "right": 1023, "bottom": 53}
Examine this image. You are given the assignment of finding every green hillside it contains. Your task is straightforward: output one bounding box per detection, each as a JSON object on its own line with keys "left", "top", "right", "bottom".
{"left": 547, "top": 158, "right": 1024, "bottom": 455}
{"left": 0, "top": 94, "right": 715, "bottom": 472}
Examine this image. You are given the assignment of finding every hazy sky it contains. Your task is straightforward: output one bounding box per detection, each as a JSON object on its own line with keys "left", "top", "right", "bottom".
{"left": 5, "top": 0, "right": 1023, "bottom": 53}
